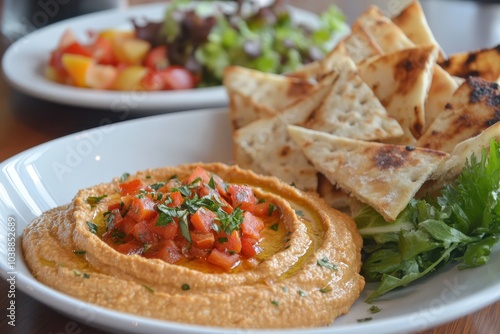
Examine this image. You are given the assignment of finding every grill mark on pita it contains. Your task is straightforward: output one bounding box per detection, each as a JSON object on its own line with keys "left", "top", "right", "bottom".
{"left": 287, "top": 82, "right": 314, "bottom": 98}
{"left": 469, "top": 77, "right": 500, "bottom": 104}
{"left": 372, "top": 146, "right": 409, "bottom": 170}
{"left": 394, "top": 51, "right": 428, "bottom": 95}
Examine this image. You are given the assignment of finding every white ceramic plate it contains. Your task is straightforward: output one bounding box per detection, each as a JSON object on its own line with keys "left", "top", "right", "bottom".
{"left": 1, "top": 108, "right": 500, "bottom": 334}
{"left": 1, "top": 3, "right": 346, "bottom": 113}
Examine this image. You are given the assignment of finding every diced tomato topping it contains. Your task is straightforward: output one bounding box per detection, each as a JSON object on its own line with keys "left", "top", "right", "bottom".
{"left": 100, "top": 166, "right": 283, "bottom": 271}
{"left": 228, "top": 184, "right": 257, "bottom": 212}
{"left": 241, "top": 212, "right": 264, "bottom": 239}
{"left": 113, "top": 215, "right": 137, "bottom": 234}
{"left": 119, "top": 179, "right": 143, "bottom": 196}
{"left": 90, "top": 36, "right": 115, "bottom": 65}
{"left": 127, "top": 197, "right": 156, "bottom": 223}
{"left": 184, "top": 166, "right": 211, "bottom": 186}
{"left": 149, "top": 216, "right": 178, "bottom": 240}
{"left": 156, "top": 239, "right": 183, "bottom": 264}
{"left": 131, "top": 221, "right": 157, "bottom": 244}
{"left": 141, "top": 69, "right": 164, "bottom": 91}
{"left": 190, "top": 207, "right": 217, "bottom": 234}
{"left": 207, "top": 249, "right": 240, "bottom": 271}
{"left": 215, "top": 230, "right": 242, "bottom": 253}
{"left": 241, "top": 236, "right": 262, "bottom": 257}
{"left": 167, "top": 191, "right": 184, "bottom": 207}
{"left": 115, "top": 240, "right": 144, "bottom": 255}
{"left": 190, "top": 231, "right": 215, "bottom": 249}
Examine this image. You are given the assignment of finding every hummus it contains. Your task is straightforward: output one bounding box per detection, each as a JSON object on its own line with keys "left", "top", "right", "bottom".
{"left": 22, "top": 163, "right": 364, "bottom": 329}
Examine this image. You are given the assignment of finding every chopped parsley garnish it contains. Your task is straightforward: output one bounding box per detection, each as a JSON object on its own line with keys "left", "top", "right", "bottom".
{"left": 357, "top": 317, "right": 373, "bottom": 323}
{"left": 181, "top": 284, "right": 190, "bottom": 290}
{"left": 86, "top": 221, "right": 98, "bottom": 235}
{"left": 218, "top": 237, "right": 228, "bottom": 243}
{"left": 143, "top": 285, "right": 155, "bottom": 293}
{"left": 120, "top": 172, "right": 130, "bottom": 182}
{"left": 82, "top": 273, "right": 90, "bottom": 279}
{"left": 86, "top": 194, "right": 107, "bottom": 207}
{"left": 271, "top": 300, "right": 279, "bottom": 306}
{"left": 208, "top": 176, "right": 216, "bottom": 189}
{"left": 73, "top": 250, "right": 86, "bottom": 255}
{"left": 216, "top": 207, "right": 244, "bottom": 234}
{"left": 268, "top": 203, "right": 277, "bottom": 216}
{"left": 270, "top": 223, "right": 279, "bottom": 231}
{"left": 317, "top": 257, "right": 338, "bottom": 271}
{"left": 149, "top": 181, "right": 166, "bottom": 190}
{"left": 298, "top": 290, "right": 307, "bottom": 297}
{"left": 155, "top": 211, "right": 174, "bottom": 227}
{"left": 319, "top": 285, "right": 332, "bottom": 293}
{"left": 369, "top": 305, "right": 381, "bottom": 314}
{"left": 282, "top": 286, "right": 288, "bottom": 293}
{"left": 295, "top": 210, "right": 304, "bottom": 217}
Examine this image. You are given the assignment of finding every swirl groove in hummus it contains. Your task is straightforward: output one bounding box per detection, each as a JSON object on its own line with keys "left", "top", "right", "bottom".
{"left": 22, "top": 163, "right": 364, "bottom": 329}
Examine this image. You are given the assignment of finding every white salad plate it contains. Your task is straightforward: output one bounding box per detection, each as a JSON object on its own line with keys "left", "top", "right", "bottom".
{"left": 1, "top": 108, "right": 500, "bottom": 334}
{"left": 1, "top": 3, "right": 345, "bottom": 113}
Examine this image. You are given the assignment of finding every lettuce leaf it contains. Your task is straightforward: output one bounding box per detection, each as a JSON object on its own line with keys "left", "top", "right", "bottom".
{"left": 356, "top": 139, "right": 500, "bottom": 303}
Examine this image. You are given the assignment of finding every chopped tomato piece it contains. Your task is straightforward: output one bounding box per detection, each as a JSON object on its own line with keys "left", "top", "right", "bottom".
{"left": 131, "top": 221, "right": 156, "bottom": 244}
{"left": 158, "top": 66, "right": 197, "bottom": 90}
{"left": 207, "top": 249, "right": 240, "bottom": 270}
{"left": 241, "top": 212, "right": 264, "bottom": 239}
{"left": 167, "top": 191, "right": 184, "bottom": 207}
{"left": 156, "top": 239, "right": 182, "bottom": 263}
{"left": 107, "top": 202, "right": 121, "bottom": 211}
{"left": 212, "top": 174, "right": 228, "bottom": 197}
{"left": 252, "top": 201, "right": 278, "bottom": 218}
{"left": 215, "top": 230, "right": 242, "bottom": 253}
{"left": 190, "top": 207, "right": 217, "bottom": 233}
{"left": 241, "top": 236, "right": 262, "bottom": 257}
{"left": 141, "top": 69, "right": 164, "bottom": 91}
{"left": 184, "top": 166, "right": 211, "bottom": 186}
{"left": 228, "top": 184, "right": 257, "bottom": 211}
{"left": 115, "top": 240, "right": 144, "bottom": 255}
{"left": 149, "top": 216, "right": 178, "bottom": 240}
{"left": 144, "top": 46, "right": 168, "bottom": 69}
{"left": 127, "top": 197, "right": 156, "bottom": 223}
{"left": 190, "top": 231, "right": 215, "bottom": 249}
{"left": 90, "top": 36, "right": 115, "bottom": 65}
{"left": 157, "top": 178, "right": 182, "bottom": 193}
{"left": 113, "top": 215, "right": 136, "bottom": 234}
{"left": 119, "top": 179, "right": 143, "bottom": 196}
{"left": 188, "top": 246, "right": 211, "bottom": 259}
{"left": 62, "top": 41, "right": 92, "bottom": 57}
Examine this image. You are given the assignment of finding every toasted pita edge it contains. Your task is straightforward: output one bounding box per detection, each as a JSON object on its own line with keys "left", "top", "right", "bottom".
{"left": 288, "top": 125, "right": 449, "bottom": 221}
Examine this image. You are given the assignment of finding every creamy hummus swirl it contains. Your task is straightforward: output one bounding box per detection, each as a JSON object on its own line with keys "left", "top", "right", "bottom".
{"left": 22, "top": 163, "right": 364, "bottom": 329}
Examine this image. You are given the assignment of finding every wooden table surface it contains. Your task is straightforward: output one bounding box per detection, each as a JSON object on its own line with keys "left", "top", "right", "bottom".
{"left": 1, "top": 0, "right": 500, "bottom": 333}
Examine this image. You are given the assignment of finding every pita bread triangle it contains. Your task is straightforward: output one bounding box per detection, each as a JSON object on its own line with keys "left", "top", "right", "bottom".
{"left": 287, "top": 125, "right": 449, "bottom": 221}
{"left": 392, "top": 0, "right": 446, "bottom": 61}
{"left": 350, "top": 4, "right": 457, "bottom": 131}
{"left": 417, "top": 76, "right": 500, "bottom": 153}
{"left": 352, "top": 5, "right": 414, "bottom": 53}
{"left": 418, "top": 121, "right": 500, "bottom": 197}
{"left": 305, "top": 45, "right": 403, "bottom": 141}
{"left": 227, "top": 88, "right": 277, "bottom": 131}
{"left": 439, "top": 45, "right": 500, "bottom": 83}
{"left": 357, "top": 45, "right": 438, "bottom": 145}
{"left": 232, "top": 84, "right": 331, "bottom": 192}
{"left": 342, "top": 25, "right": 384, "bottom": 64}
{"left": 223, "top": 66, "right": 317, "bottom": 110}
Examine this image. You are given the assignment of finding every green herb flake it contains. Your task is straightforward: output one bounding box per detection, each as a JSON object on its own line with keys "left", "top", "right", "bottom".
{"left": 73, "top": 250, "right": 86, "bottom": 255}
{"left": 181, "top": 284, "right": 191, "bottom": 291}
{"left": 357, "top": 317, "right": 373, "bottom": 323}
{"left": 270, "top": 223, "right": 279, "bottom": 231}
{"left": 208, "top": 176, "right": 216, "bottom": 189}
{"left": 218, "top": 237, "right": 228, "bottom": 243}
{"left": 319, "top": 285, "right": 332, "bottom": 293}
{"left": 120, "top": 172, "right": 130, "bottom": 182}
{"left": 86, "top": 221, "right": 98, "bottom": 235}
{"left": 143, "top": 285, "right": 155, "bottom": 293}
{"left": 298, "top": 290, "right": 307, "bottom": 297}
{"left": 317, "top": 257, "right": 338, "bottom": 271}
{"left": 369, "top": 305, "right": 381, "bottom": 314}
{"left": 268, "top": 203, "right": 276, "bottom": 216}
{"left": 282, "top": 286, "right": 288, "bottom": 293}
{"left": 295, "top": 210, "right": 304, "bottom": 217}
{"left": 86, "top": 195, "right": 107, "bottom": 207}
{"left": 82, "top": 273, "right": 90, "bottom": 279}
{"left": 271, "top": 300, "right": 279, "bottom": 306}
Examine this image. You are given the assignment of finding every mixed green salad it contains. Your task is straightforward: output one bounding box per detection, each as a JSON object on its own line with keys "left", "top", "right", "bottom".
{"left": 356, "top": 140, "right": 500, "bottom": 302}
{"left": 135, "top": 0, "right": 346, "bottom": 86}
